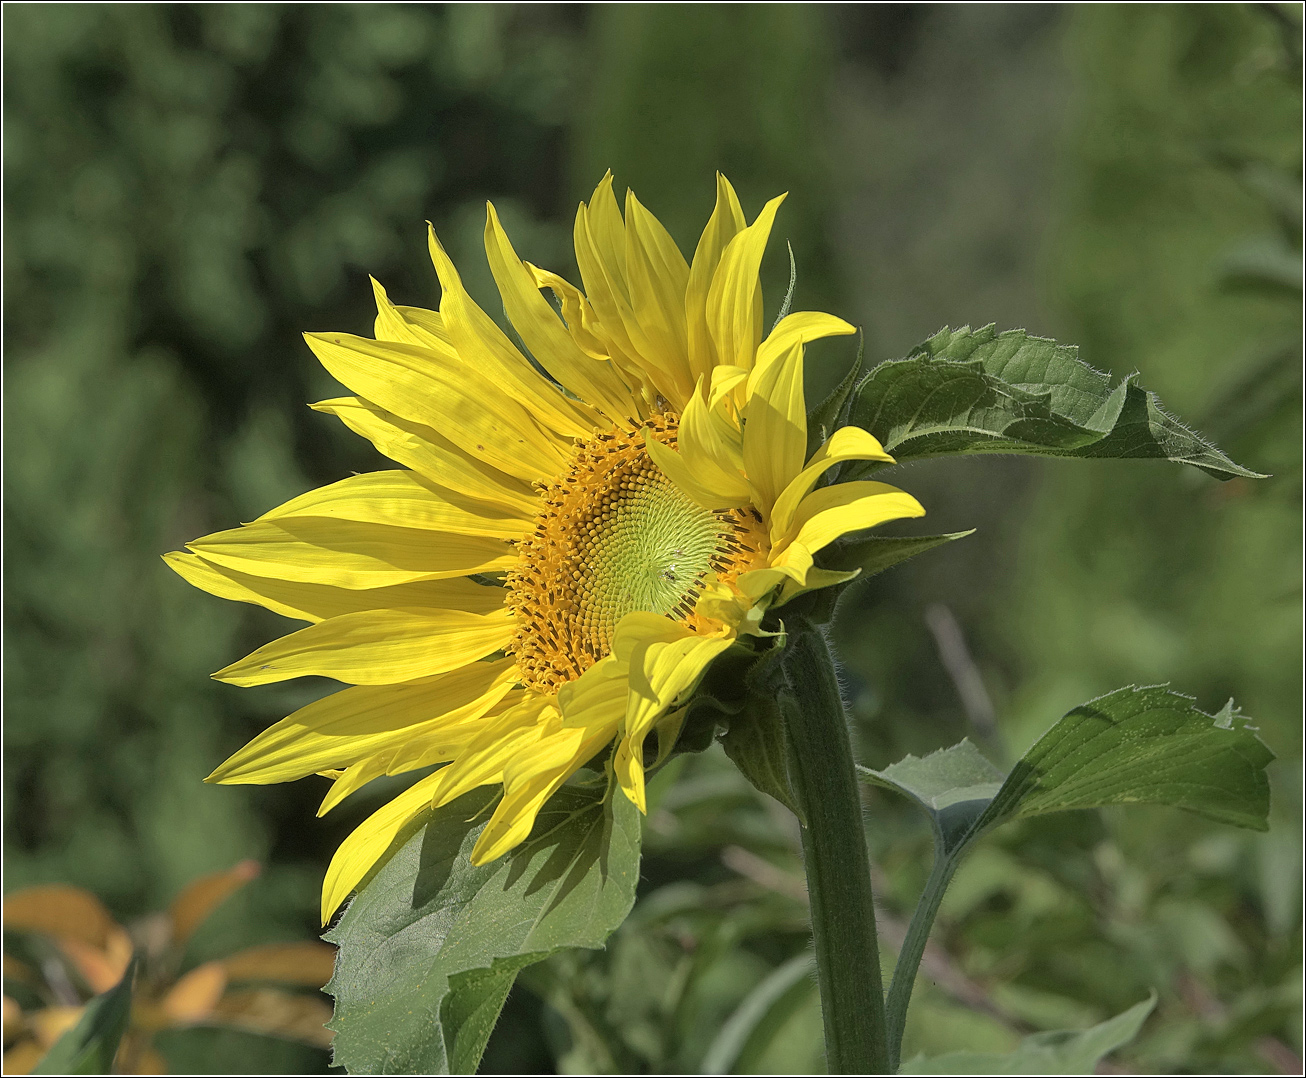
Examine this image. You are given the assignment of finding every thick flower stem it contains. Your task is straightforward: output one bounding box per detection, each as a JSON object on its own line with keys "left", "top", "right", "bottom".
{"left": 780, "top": 621, "right": 890, "bottom": 1074}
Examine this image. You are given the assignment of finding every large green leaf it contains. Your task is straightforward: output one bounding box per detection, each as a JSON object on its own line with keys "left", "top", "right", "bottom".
{"left": 866, "top": 687, "right": 1272, "bottom": 1069}
{"left": 324, "top": 783, "right": 642, "bottom": 1075}
{"left": 900, "top": 993, "right": 1156, "bottom": 1075}
{"left": 846, "top": 325, "right": 1263, "bottom": 479}
{"left": 33, "top": 956, "right": 136, "bottom": 1075}
{"left": 863, "top": 686, "right": 1273, "bottom": 851}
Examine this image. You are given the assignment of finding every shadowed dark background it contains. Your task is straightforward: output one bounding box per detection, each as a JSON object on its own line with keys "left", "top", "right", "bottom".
{"left": 4, "top": 4, "right": 1300, "bottom": 1073}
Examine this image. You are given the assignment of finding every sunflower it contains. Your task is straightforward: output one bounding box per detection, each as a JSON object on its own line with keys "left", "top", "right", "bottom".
{"left": 166, "top": 174, "right": 924, "bottom": 923}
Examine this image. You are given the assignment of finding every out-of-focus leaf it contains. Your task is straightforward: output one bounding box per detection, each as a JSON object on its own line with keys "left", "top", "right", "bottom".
{"left": 159, "top": 962, "right": 227, "bottom": 1026}
{"left": 1219, "top": 237, "right": 1303, "bottom": 295}
{"left": 846, "top": 325, "right": 1264, "bottom": 480}
{"left": 699, "top": 952, "right": 815, "bottom": 1074}
{"left": 167, "top": 860, "right": 261, "bottom": 948}
{"left": 222, "top": 942, "right": 337, "bottom": 987}
{"left": 210, "top": 988, "right": 334, "bottom": 1049}
{"left": 325, "top": 783, "right": 642, "bottom": 1074}
{"left": 31, "top": 956, "right": 135, "bottom": 1075}
{"left": 57, "top": 929, "right": 134, "bottom": 995}
{"left": 2, "top": 887, "right": 120, "bottom": 949}
{"left": 899, "top": 992, "right": 1155, "bottom": 1074}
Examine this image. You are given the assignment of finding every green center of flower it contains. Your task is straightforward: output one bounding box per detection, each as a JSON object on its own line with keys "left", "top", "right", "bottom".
{"left": 575, "top": 460, "right": 725, "bottom": 646}
{"left": 507, "top": 416, "right": 760, "bottom": 694}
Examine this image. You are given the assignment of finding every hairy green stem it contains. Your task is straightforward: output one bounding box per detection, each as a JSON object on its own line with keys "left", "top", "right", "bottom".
{"left": 884, "top": 849, "right": 958, "bottom": 1069}
{"left": 780, "top": 622, "right": 889, "bottom": 1074}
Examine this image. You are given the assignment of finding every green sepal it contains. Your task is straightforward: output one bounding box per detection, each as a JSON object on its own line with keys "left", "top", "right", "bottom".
{"left": 845, "top": 325, "right": 1264, "bottom": 480}
{"left": 780, "top": 530, "right": 975, "bottom": 625}
{"left": 33, "top": 955, "right": 137, "bottom": 1075}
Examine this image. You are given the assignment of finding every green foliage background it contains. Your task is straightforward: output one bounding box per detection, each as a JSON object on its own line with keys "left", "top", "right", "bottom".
{"left": 4, "top": 4, "right": 1299, "bottom": 1073}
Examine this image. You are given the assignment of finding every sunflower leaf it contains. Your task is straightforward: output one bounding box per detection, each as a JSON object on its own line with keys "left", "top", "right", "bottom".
{"left": 325, "top": 784, "right": 641, "bottom": 1075}
{"left": 32, "top": 956, "right": 136, "bottom": 1075}
{"left": 846, "top": 325, "right": 1264, "bottom": 480}
{"left": 862, "top": 685, "right": 1274, "bottom": 853}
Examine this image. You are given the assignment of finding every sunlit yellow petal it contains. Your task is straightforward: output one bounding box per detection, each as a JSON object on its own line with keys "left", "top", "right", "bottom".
{"left": 208, "top": 659, "right": 518, "bottom": 784}
{"left": 754, "top": 311, "right": 856, "bottom": 381}
{"left": 212, "top": 608, "right": 516, "bottom": 687}
{"left": 623, "top": 190, "right": 694, "bottom": 403}
{"left": 305, "top": 332, "right": 569, "bottom": 482}
{"left": 484, "top": 202, "right": 640, "bottom": 420}
{"left": 769, "top": 426, "right": 895, "bottom": 541}
{"left": 427, "top": 224, "right": 602, "bottom": 439}
{"left": 611, "top": 614, "right": 732, "bottom": 812}
{"left": 164, "top": 551, "right": 507, "bottom": 623}
{"left": 644, "top": 434, "right": 747, "bottom": 511}
{"left": 260, "top": 470, "right": 530, "bottom": 540}
{"left": 770, "top": 481, "right": 926, "bottom": 584}
{"left": 311, "top": 396, "right": 538, "bottom": 517}
{"left": 429, "top": 694, "right": 557, "bottom": 808}
{"left": 370, "top": 278, "right": 456, "bottom": 355}
{"left": 743, "top": 340, "right": 807, "bottom": 514}
{"left": 188, "top": 518, "right": 514, "bottom": 588}
{"left": 321, "top": 770, "right": 443, "bottom": 923}
{"left": 687, "top": 173, "right": 748, "bottom": 383}
{"left": 707, "top": 193, "right": 785, "bottom": 371}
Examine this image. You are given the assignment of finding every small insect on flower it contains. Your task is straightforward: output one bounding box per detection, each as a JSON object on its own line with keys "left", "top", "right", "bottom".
{"left": 165, "top": 174, "right": 924, "bottom": 924}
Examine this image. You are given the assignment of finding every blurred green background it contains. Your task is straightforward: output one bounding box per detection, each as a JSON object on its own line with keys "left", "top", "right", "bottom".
{"left": 4, "top": 4, "right": 1300, "bottom": 1073}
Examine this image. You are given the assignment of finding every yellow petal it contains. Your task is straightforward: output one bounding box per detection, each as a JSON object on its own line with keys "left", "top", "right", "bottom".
{"left": 687, "top": 174, "right": 748, "bottom": 383}
{"left": 381, "top": 690, "right": 525, "bottom": 776}
{"left": 754, "top": 311, "right": 856, "bottom": 382}
{"left": 527, "top": 263, "right": 613, "bottom": 361}
{"left": 644, "top": 432, "right": 747, "bottom": 511}
{"left": 305, "top": 332, "right": 569, "bottom": 482}
{"left": 574, "top": 176, "right": 685, "bottom": 406}
{"left": 612, "top": 617, "right": 733, "bottom": 812}
{"left": 317, "top": 753, "right": 396, "bottom": 816}
{"left": 164, "top": 551, "right": 506, "bottom": 623}
{"left": 770, "top": 481, "right": 926, "bottom": 583}
{"left": 212, "top": 608, "right": 515, "bottom": 687}
{"left": 708, "top": 364, "right": 749, "bottom": 411}
{"left": 707, "top": 194, "right": 786, "bottom": 371}
{"left": 260, "top": 469, "right": 529, "bottom": 540}
{"left": 428, "top": 693, "right": 558, "bottom": 808}
{"left": 769, "top": 426, "right": 895, "bottom": 542}
{"left": 743, "top": 340, "right": 806, "bottom": 515}
{"left": 188, "top": 517, "right": 514, "bottom": 588}
{"left": 484, "top": 202, "right": 640, "bottom": 421}
{"left": 656, "top": 383, "right": 750, "bottom": 507}
{"left": 370, "top": 278, "right": 456, "bottom": 355}
{"left": 427, "top": 224, "right": 602, "bottom": 439}
{"left": 468, "top": 722, "right": 605, "bottom": 865}
{"left": 624, "top": 189, "right": 694, "bottom": 404}
{"left": 321, "top": 770, "right": 443, "bottom": 922}
{"left": 208, "top": 659, "right": 518, "bottom": 783}
{"left": 312, "top": 396, "right": 538, "bottom": 517}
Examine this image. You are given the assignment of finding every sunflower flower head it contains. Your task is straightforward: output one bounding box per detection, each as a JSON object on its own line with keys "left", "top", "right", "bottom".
{"left": 167, "top": 173, "right": 925, "bottom": 923}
